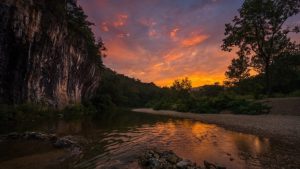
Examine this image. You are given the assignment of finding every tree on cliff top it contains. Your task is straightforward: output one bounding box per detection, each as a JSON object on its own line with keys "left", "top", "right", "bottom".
{"left": 67, "top": 1, "right": 106, "bottom": 66}
{"left": 222, "top": 0, "right": 300, "bottom": 94}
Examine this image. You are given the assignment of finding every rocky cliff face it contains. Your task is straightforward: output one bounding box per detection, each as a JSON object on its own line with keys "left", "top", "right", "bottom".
{"left": 0, "top": 0, "right": 101, "bottom": 107}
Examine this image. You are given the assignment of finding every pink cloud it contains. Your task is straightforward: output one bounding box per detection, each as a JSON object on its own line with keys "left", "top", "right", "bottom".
{"left": 181, "top": 34, "right": 209, "bottom": 47}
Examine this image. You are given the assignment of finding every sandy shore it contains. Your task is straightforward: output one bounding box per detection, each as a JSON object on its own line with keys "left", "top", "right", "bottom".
{"left": 133, "top": 108, "right": 300, "bottom": 143}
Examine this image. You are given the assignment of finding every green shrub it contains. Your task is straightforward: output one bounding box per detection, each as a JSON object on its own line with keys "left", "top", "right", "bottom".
{"left": 0, "top": 103, "right": 57, "bottom": 122}
{"left": 222, "top": 95, "right": 268, "bottom": 114}
{"left": 191, "top": 101, "right": 218, "bottom": 114}
{"left": 0, "top": 103, "right": 99, "bottom": 123}
{"left": 153, "top": 100, "right": 172, "bottom": 110}
{"left": 289, "top": 90, "right": 300, "bottom": 97}
{"left": 150, "top": 93, "right": 270, "bottom": 115}
{"left": 88, "top": 94, "right": 116, "bottom": 118}
{"left": 61, "top": 104, "right": 89, "bottom": 120}
{"left": 230, "top": 101, "right": 270, "bottom": 115}
{"left": 174, "top": 102, "right": 189, "bottom": 112}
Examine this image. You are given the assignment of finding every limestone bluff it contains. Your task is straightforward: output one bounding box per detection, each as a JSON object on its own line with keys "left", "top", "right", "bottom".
{"left": 0, "top": 0, "right": 102, "bottom": 107}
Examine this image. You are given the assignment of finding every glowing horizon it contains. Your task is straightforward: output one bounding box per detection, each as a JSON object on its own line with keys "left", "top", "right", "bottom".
{"left": 79, "top": 0, "right": 300, "bottom": 87}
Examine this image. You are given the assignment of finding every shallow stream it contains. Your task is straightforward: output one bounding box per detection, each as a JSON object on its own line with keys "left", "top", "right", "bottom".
{"left": 0, "top": 110, "right": 299, "bottom": 169}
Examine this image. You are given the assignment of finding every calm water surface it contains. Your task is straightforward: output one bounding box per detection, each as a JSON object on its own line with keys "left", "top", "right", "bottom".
{"left": 0, "top": 110, "right": 299, "bottom": 169}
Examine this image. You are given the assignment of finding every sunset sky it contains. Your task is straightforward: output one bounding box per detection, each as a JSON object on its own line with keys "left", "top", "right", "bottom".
{"left": 79, "top": 0, "right": 300, "bottom": 87}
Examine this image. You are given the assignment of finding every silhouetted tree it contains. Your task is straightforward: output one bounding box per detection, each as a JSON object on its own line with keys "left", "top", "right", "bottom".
{"left": 270, "top": 51, "right": 300, "bottom": 93}
{"left": 67, "top": 3, "right": 104, "bottom": 66}
{"left": 171, "top": 77, "right": 192, "bottom": 92}
{"left": 225, "top": 51, "right": 250, "bottom": 84}
{"left": 171, "top": 77, "right": 192, "bottom": 99}
{"left": 222, "top": 0, "right": 300, "bottom": 94}
{"left": 195, "top": 84, "right": 224, "bottom": 97}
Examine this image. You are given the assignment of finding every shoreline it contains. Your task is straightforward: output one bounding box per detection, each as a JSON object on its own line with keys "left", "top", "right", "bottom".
{"left": 132, "top": 108, "right": 300, "bottom": 143}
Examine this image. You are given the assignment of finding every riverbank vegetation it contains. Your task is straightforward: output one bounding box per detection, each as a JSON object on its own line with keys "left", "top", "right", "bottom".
{"left": 0, "top": 103, "right": 92, "bottom": 125}
{"left": 145, "top": 79, "right": 270, "bottom": 114}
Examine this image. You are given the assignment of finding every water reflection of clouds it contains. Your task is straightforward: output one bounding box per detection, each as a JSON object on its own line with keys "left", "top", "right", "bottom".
{"left": 231, "top": 134, "right": 270, "bottom": 155}
{"left": 64, "top": 118, "right": 272, "bottom": 169}
{"left": 149, "top": 120, "right": 269, "bottom": 168}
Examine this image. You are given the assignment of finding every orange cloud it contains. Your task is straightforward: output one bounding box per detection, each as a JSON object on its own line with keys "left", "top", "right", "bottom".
{"left": 100, "top": 22, "right": 109, "bottom": 32}
{"left": 139, "top": 18, "right": 157, "bottom": 27}
{"left": 181, "top": 34, "right": 209, "bottom": 47}
{"left": 117, "top": 33, "right": 130, "bottom": 38}
{"left": 113, "top": 14, "right": 128, "bottom": 27}
{"left": 148, "top": 29, "right": 158, "bottom": 37}
{"left": 170, "top": 28, "right": 180, "bottom": 40}
{"left": 105, "top": 40, "right": 137, "bottom": 60}
{"left": 163, "top": 52, "right": 184, "bottom": 62}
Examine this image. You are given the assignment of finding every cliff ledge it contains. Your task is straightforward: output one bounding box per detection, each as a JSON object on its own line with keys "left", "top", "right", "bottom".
{"left": 0, "top": 0, "right": 102, "bottom": 107}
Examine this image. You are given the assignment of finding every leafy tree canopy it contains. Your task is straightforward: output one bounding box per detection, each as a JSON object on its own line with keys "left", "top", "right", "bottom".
{"left": 225, "top": 51, "right": 250, "bottom": 84}
{"left": 171, "top": 77, "right": 192, "bottom": 92}
{"left": 222, "top": 0, "right": 300, "bottom": 93}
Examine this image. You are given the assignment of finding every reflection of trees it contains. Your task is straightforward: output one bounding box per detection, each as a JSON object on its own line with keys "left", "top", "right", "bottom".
{"left": 56, "top": 120, "right": 83, "bottom": 135}
{"left": 53, "top": 110, "right": 172, "bottom": 135}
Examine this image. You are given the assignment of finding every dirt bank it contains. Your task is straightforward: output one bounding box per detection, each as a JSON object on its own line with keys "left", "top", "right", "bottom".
{"left": 262, "top": 97, "right": 300, "bottom": 116}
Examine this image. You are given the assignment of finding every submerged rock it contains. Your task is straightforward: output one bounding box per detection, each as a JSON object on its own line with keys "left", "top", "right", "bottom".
{"left": 139, "top": 150, "right": 200, "bottom": 169}
{"left": 53, "top": 135, "right": 83, "bottom": 149}
{"left": 2, "top": 131, "right": 85, "bottom": 164}
{"left": 23, "top": 131, "right": 49, "bottom": 140}
{"left": 139, "top": 150, "right": 226, "bottom": 169}
{"left": 53, "top": 137, "right": 76, "bottom": 148}
{"left": 7, "top": 132, "right": 20, "bottom": 139}
{"left": 4, "top": 132, "right": 83, "bottom": 152}
{"left": 176, "top": 160, "right": 194, "bottom": 168}
{"left": 203, "top": 161, "right": 226, "bottom": 169}
{"left": 6, "top": 131, "right": 53, "bottom": 141}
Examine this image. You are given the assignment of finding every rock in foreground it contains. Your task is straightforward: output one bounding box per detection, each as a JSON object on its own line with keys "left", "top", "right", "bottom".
{"left": 139, "top": 150, "right": 226, "bottom": 169}
{"left": 4, "top": 131, "right": 84, "bottom": 157}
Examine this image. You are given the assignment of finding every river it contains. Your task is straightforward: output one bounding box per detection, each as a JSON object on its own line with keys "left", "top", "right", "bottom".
{"left": 0, "top": 110, "right": 299, "bottom": 169}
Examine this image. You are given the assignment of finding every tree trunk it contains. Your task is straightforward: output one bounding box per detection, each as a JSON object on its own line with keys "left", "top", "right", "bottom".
{"left": 265, "top": 62, "right": 271, "bottom": 96}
